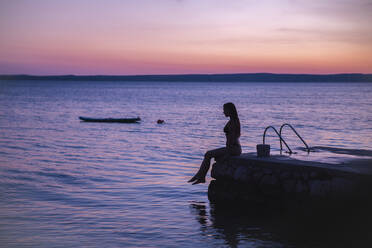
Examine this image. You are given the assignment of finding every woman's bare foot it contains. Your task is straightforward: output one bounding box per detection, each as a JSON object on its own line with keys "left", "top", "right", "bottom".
{"left": 188, "top": 176, "right": 197, "bottom": 183}
{"left": 192, "top": 178, "right": 205, "bottom": 185}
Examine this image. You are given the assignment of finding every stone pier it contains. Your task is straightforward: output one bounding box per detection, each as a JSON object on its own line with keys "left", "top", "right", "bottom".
{"left": 208, "top": 153, "right": 372, "bottom": 206}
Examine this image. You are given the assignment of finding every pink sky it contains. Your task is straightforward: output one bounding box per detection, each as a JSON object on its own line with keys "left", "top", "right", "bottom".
{"left": 1, "top": 0, "right": 371, "bottom": 75}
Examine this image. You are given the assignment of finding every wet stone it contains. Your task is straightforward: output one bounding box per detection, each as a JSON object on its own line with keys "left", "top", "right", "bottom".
{"left": 208, "top": 153, "right": 372, "bottom": 204}
{"left": 302, "top": 172, "right": 310, "bottom": 181}
{"left": 233, "top": 166, "right": 248, "bottom": 182}
{"left": 282, "top": 179, "right": 296, "bottom": 193}
{"left": 310, "top": 171, "right": 319, "bottom": 179}
{"left": 293, "top": 172, "right": 301, "bottom": 179}
{"left": 252, "top": 171, "right": 264, "bottom": 183}
{"left": 331, "top": 178, "right": 354, "bottom": 194}
{"left": 295, "top": 180, "right": 309, "bottom": 194}
{"left": 309, "top": 180, "right": 331, "bottom": 197}
{"left": 262, "top": 168, "right": 273, "bottom": 175}
{"left": 261, "top": 174, "right": 279, "bottom": 186}
{"left": 280, "top": 171, "right": 292, "bottom": 180}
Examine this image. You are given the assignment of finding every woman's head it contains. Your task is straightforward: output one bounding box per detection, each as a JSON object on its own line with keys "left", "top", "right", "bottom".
{"left": 223, "top": 102, "right": 239, "bottom": 119}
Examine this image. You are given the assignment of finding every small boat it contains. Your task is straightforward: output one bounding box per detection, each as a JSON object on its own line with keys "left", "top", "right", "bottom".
{"left": 79, "top": 116, "right": 141, "bottom": 123}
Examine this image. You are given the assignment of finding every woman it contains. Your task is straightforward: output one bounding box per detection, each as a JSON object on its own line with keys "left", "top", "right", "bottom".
{"left": 188, "top": 102, "right": 242, "bottom": 185}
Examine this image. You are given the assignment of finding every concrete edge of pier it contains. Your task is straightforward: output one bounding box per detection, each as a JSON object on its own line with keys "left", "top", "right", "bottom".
{"left": 208, "top": 153, "right": 372, "bottom": 206}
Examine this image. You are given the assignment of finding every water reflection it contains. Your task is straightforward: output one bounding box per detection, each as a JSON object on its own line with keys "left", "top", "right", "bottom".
{"left": 190, "top": 201, "right": 208, "bottom": 227}
{"left": 190, "top": 201, "right": 286, "bottom": 247}
{"left": 190, "top": 200, "right": 372, "bottom": 247}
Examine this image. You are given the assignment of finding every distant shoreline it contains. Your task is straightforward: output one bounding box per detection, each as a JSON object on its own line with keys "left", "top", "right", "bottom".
{"left": 1, "top": 73, "right": 372, "bottom": 82}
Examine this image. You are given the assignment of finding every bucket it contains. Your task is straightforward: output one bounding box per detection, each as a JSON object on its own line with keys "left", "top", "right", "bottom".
{"left": 256, "top": 144, "right": 270, "bottom": 157}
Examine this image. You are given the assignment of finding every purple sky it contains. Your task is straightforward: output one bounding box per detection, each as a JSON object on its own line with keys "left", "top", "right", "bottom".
{"left": 1, "top": 0, "right": 371, "bottom": 75}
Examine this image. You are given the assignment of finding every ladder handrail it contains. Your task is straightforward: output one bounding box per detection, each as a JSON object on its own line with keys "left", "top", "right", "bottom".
{"left": 279, "top": 123, "right": 310, "bottom": 153}
{"left": 263, "top": 126, "right": 293, "bottom": 154}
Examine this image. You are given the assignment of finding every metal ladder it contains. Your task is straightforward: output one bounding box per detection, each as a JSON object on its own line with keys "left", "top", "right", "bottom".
{"left": 279, "top": 123, "right": 310, "bottom": 153}
{"left": 263, "top": 124, "right": 310, "bottom": 154}
{"left": 263, "top": 126, "right": 293, "bottom": 154}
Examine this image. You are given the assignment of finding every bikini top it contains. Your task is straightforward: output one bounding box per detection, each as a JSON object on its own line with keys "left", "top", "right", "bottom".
{"left": 224, "top": 121, "right": 230, "bottom": 134}
{"left": 224, "top": 120, "right": 240, "bottom": 137}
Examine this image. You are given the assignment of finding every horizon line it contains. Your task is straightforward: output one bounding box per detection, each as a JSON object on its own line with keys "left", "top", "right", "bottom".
{"left": 1, "top": 72, "right": 372, "bottom": 83}
{"left": 1, "top": 72, "right": 372, "bottom": 77}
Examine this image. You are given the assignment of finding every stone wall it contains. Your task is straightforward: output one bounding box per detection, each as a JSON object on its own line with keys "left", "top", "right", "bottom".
{"left": 208, "top": 154, "right": 372, "bottom": 206}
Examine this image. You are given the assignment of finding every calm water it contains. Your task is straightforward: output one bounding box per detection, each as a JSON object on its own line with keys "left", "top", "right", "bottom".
{"left": 0, "top": 81, "right": 371, "bottom": 247}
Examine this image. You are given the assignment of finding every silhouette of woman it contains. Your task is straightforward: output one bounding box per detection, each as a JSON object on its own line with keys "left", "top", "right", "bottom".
{"left": 188, "top": 102, "right": 242, "bottom": 185}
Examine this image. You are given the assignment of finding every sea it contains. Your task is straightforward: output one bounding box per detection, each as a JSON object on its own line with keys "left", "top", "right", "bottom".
{"left": 0, "top": 80, "right": 371, "bottom": 247}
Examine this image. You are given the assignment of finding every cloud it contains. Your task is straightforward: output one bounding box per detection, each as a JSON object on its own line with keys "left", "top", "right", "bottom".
{"left": 276, "top": 27, "right": 372, "bottom": 45}
{"left": 289, "top": 0, "right": 372, "bottom": 24}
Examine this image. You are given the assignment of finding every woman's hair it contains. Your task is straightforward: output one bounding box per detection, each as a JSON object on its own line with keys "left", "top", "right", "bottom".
{"left": 224, "top": 102, "right": 240, "bottom": 137}
{"left": 224, "top": 102, "right": 239, "bottom": 119}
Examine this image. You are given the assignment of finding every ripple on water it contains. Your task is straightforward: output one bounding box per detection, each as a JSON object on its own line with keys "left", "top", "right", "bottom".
{"left": 0, "top": 81, "right": 372, "bottom": 247}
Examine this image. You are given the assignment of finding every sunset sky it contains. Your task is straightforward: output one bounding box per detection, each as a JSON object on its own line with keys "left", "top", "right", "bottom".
{"left": 1, "top": 0, "right": 371, "bottom": 75}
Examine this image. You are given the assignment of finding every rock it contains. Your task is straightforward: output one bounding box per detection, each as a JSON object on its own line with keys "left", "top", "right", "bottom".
{"left": 261, "top": 174, "right": 279, "bottom": 186}
{"left": 331, "top": 178, "right": 354, "bottom": 195}
{"left": 309, "top": 180, "right": 331, "bottom": 197}
{"left": 295, "top": 180, "right": 309, "bottom": 194}
{"left": 260, "top": 174, "right": 281, "bottom": 196}
{"left": 207, "top": 153, "right": 372, "bottom": 205}
{"left": 280, "top": 171, "right": 292, "bottom": 180}
{"left": 233, "top": 166, "right": 249, "bottom": 182}
{"left": 262, "top": 168, "right": 273, "bottom": 175}
{"left": 310, "top": 172, "right": 319, "bottom": 179}
{"left": 252, "top": 171, "right": 264, "bottom": 184}
{"left": 282, "top": 179, "right": 296, "bottom": 193}
{"left": 302, "top": 172, "right": 310, "bottom": 181}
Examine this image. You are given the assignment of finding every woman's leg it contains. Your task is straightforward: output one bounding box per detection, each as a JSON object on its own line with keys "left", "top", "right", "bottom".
{"left": 189, "top": 147, "right": 227, "bottom": 183}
